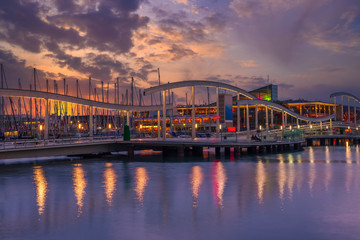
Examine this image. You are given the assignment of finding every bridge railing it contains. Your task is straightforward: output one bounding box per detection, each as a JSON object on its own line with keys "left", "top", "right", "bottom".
{"left": 0, "top": 135, "right": 121, "bottom": 150}
{"left": 220, "top": 128, "right": 304, "bottom": 143}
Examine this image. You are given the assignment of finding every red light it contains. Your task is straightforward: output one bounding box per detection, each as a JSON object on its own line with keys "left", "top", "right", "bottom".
{"left": 213, "top": 116, "right": 221, "bottom": 120}
{"left": 228, "top": 127, "right": 236, "bottom": 132}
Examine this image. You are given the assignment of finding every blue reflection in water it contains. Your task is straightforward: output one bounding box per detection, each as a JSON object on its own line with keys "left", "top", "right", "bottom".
{"left": 2, "top": 146, "right": 360, "bottom": 240}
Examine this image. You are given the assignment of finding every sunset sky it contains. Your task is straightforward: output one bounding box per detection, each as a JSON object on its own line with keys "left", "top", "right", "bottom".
{"left": 0, "top": 0, "right": 359, "bottom": 104}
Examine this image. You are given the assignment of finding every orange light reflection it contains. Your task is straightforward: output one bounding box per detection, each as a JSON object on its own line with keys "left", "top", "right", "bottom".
{"left": 134, "top": 167, "right": 149, "bottom": 205}
{"left": 191, "top": 166, "right": 203, "bottom": 208}
{"left": 103, "top": 163, "right": 117, "bottom": 206}
{"left": 33, "top": 166, "right": 48, "bottom": 216}
{"left": 73, "top": 164, "right": 87, "bottom": 216}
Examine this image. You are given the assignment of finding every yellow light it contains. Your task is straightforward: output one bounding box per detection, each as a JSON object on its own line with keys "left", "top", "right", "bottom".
{"left": 348, "top": 126, "right": 350, "bottom": 129}
{"left": 195, "top": 123, "right": 198, "bottom": 129}
{"left": 183, "top": 123, "right": 186, "bottom": 126}
{"left": 326, "top": 126, "right": 329, "bottom": 129}
{"left": 140, "top": 124, "right": 142, "bottom": 129}
{"left": 219, "top": 124, "right": 222, "bottom": 130}
{"left": 78, "top": 123, "right": 82, "bottom": 129}
{"left": 289, "top": 125, "right": 292, "bottom": 130}
{"left": 259, "top": 125, "right": 262, "bottom": 130}
{"left": 310, "top": 125, "right": 313, "bottom": 129}
{"left": 108, "top": 123, "right": 112, "bottom": 129}
{"left": 297, "top": 125, "right": 300, "bottom": 129}
{"left": 280, "top": 125, "right": 283, "bottom": 130}
{"left": 39, "top": 125, "right": 43, "bottom": 131}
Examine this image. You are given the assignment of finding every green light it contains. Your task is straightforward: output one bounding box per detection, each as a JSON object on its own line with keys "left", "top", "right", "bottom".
{"left": 264, "top": 95, "right": 271, "bottom": 101}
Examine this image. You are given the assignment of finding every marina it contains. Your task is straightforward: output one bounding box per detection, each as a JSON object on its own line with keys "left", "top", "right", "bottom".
{"left": 1, "top": 1, "right": 360, "bottom": 239}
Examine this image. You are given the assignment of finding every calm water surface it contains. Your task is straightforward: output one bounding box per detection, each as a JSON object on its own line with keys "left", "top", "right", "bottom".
{"left": 1, "top": 146, "right": 360, "bottom": 240}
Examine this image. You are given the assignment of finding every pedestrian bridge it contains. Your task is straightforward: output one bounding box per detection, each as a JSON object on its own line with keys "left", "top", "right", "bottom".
{"left": 0, "top": 80, "right": 358, "bottom": 143}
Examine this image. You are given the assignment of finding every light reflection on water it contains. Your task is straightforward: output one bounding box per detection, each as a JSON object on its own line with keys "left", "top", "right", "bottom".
{"left": 103, "top": 163, "right": 117, "bottom": 206}
{"left": 278, "top": 155, "right": 286, "bottom": 201}
{"left": 324, "top": 147, "right": 332, "bottom": 191}
{"left": 190, "top": 166, "right": 203, "bottom": 207}
{"left": 33, "top": 166, "right": 48, "bottom": 216}
{"left": 212, "top": 161, "right": 227, "bottom": 208}
{"left": 256, "top": 161, "right": 266, "bottom": 204}
{"left": 2, "top": 146, "right": 360, "bottom": 240}
{"left": 134, "top": 167, "right": 149, "bottom": 205}
{"left": 73, "top": 164, "right": 87, "bottom": 216}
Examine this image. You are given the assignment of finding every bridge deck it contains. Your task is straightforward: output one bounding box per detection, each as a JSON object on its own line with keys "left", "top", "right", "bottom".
{"left": 0, "top": 138, "right": 304, "bottom": 160}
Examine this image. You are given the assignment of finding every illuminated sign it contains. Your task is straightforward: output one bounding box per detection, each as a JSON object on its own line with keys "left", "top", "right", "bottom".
{"left": 228, "top": 127, "right": 236, "bottom": 132}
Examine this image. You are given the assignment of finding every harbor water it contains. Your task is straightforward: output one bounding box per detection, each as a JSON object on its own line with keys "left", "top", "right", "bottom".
{"left": 1, "top": 146, "right": 360, "bottom": 240}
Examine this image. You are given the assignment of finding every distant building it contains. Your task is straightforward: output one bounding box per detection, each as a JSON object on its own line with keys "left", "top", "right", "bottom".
{"left": 249, "top": 84, "right": 278, "bottom": 101}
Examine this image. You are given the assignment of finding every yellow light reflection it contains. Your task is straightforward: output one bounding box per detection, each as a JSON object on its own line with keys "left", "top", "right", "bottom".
{"left": 278, "top": 155, "right": 286, "bottom": 201}
{"left": 346, "top": 143, "right": 352, "bottom": 164}
{"left": 191, "top": 166, "right": 203, "bottom": 208}
{"left": 103, "top": 163, "right": 117, "bottom": 206}
{"left": 296, "top": 154, "right": 302, "bottom": 163}
{"left": 346, "top": 145, "right": 353, "bottom": 192}
{"left": 212, "top": 162, "right": 227, "bottom": 208}
{"left": 256, "top": 161, "right": 266, "bottom": 204}
{"left": 308, "top": 148, "right": 316, "bottom": 195}
{"left": 324, "top": 147, "right": 332, "bottom": 191}
{"left": 33, "top": 166, "right": 48, "bottom": 216}
{"left": 296, "top": 154, "right": 303, "bottom": 191}
{"left": 325, "top": 146, "right": 331, "bottom": 164}
{"left": 287, "top": 160, "right": 295, "bottom": 200}
{"left": 73, "top": 164, "right": 87, "bottom": 216}
{"left": 135, "top": 167, "right": 149, "bottom": 205}
{"left": 309, "top": 147, "right": 315, "bottom": 164}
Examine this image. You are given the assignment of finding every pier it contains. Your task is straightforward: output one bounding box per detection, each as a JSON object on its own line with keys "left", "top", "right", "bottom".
{"left": 0, "top": 138, "right": 304, "bottom": 160}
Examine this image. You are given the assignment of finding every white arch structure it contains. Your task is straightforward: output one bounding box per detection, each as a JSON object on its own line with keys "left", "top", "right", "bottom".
{"left": 144, "top": 80, "right": 255, "bottom": 139}
{"left": 0, "top": 88, "right": 173, "bottom": 139}
{"left": 237, "top": 99, "right": 336, "bottom": 138}
{"left": 330, "top": 92, "right": 359, "bottom": 125}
